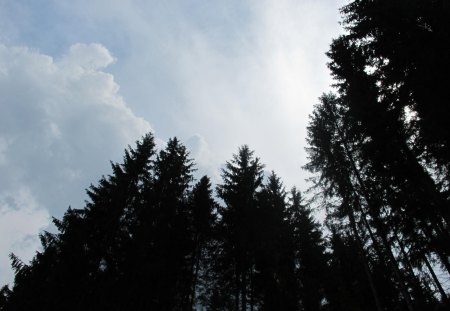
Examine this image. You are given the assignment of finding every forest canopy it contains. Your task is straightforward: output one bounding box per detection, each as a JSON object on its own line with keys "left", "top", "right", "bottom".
{"left": 1, "top": 0, "right": 450, "bottom": 310}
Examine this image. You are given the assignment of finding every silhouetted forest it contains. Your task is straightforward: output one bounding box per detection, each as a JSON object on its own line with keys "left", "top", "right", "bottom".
{"left": 1, "top": 0, "right": 450, "bottom": 310}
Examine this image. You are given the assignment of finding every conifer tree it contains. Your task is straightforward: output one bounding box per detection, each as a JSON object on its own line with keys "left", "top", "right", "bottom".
{"left": 0, "top": 135, "right": 221, "bottom": 311}
{"left": 254, "top": 173, "right": 298, "bottom": 311}
{"left": 307, "top": 62, "right": 448, "bottom": 309}
{"left": 187, "top": 176, "right": 217, "bottom": 309}
{"left": 287, "top": 188, "right": 328, "bottom": 311}
{"left": 340, "top": 0, "right": 450, "bottom": 176}
{"left": 2, "top": 133, "right": 156, "bottom": 310}
{"left": 136, "top": 137, "right": 195, "bottom": 310}
{"left": 215, "top": 145, "right": 264, "bottom": 311}
{"left": 327, "top": 1, "right": 450, "bottom": 273}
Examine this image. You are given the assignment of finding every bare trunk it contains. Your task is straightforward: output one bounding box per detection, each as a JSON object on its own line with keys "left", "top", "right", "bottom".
{"left": 241, "top": 270, "right": 247, "bottom": 311}
{"left": 347, "top": 203, "right": 384, "bottom": 311}
{"left": 235, "top": 262, "right": 240, "bottom": 311}
{"left": 332, "top": 112, "right": 415, "bottom": 311}
{"left": 423, "top": 253, "right": 448, "bottom": 302}
{"left": 420, "top": 224, "right": 450, "bottom": 276}
{"left": 394, "top": 231, "right": 430, "bottom": 305}
{"left": 189, "top": 234, "right": 202, "bottom": 309}
{"left": 250, "top": 266, "right": 254, "bottom": 311}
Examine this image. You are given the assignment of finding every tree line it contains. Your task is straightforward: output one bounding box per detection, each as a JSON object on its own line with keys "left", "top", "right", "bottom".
{"left": 304, "top": 0, "right": 450, "bottom": 310}
{"left": 1, "top": 0, "right": 449, "bottom": 310}
{"left": 0, "top": 136, "right": 332, "bottom": 310}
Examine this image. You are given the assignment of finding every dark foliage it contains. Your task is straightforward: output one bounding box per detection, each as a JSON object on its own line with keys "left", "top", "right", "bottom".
{"left": 305, "top": 0, "right": 450, "bottom": 310}
{"left": 1, "top": 1, "right": 449, "bottom": 310}
{"left": 0, "top": 139, "right": 332, "bottom": 311}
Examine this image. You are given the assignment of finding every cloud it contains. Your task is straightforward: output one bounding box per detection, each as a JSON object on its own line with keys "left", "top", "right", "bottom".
{"left": 0, "top": 1, "right": 345, "bottom": 191}
{"left": 166, "top": 0, "right": 345, "bottom": 188}
{"left": 0, "top": 188, "right": 50, "bottom": 287}
{"left": 0, "top": 0, "right": 347, "bottom": 286}
{"left": 61, "top": 43, "right": 116, "bottom": 70}
{"left": 185, "top": 134, "right": 221, "bottom": 183}
{"left": 0, "top": 43, "right": 152, "bottom": 285}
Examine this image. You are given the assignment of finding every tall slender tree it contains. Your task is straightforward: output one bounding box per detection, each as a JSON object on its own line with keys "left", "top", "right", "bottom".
{"left": 2, "top": 133, "right": 156, "bottom": 310}
{"left": 287, "top": 188, "right": 328, "bottom": 311}
{"left": 215, "top": 145, "right": 264, "bottom": 311}
{"left": 138, "top": 137, "right": 195, "bottom": 310}
{"left": 187, "top": 176, "right": 217, "bottom": 310}
{"left": 254, "top": 173, "right": 298, "bottom": 311}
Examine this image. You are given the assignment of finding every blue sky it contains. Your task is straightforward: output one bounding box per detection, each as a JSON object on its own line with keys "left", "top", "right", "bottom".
{"left": 0, "top": 0, "right": 346, "bottom": 285}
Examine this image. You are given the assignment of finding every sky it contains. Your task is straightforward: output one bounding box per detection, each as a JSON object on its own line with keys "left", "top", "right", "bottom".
{"left": 0, "top": 0, "right": 346, "bottom": 285}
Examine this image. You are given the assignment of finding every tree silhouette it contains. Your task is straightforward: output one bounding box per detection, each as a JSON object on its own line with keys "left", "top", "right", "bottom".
{"left": 304, "top": 0, "right": 450, "bottom": 307}
{"left": 2, "top": 134, "right": 156, "bottom": 310}
{"left": 2, "top": 1, "right": 449, "bottom": 310}
{"left": 287, "top": 188, "right": 328, "bottom": 311}
{"left": 254, "top": 173, "right": 298, "bottom": 311}
{"left": 215, "top": 145, "right": 264, "bottom": 311}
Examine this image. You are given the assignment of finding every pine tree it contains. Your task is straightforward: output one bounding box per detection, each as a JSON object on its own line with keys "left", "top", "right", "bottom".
{"left": 135, "top": 137, "right": 195, "bottom": 310}
{"left": 305, "top": 94, "right": 431, "bottom": 310}
{"left": 0, "top": 286, "right": 10, "bottom": 310}
{"left": 287, "top": 188, "right": 329, "bottom": 311}
{"left": 340, "top": 0, "right": 450, "bottom": 176}
{"left": 187, "top": 176, "right": 218, "bottom": 309}
{"left": 328, "top": 1, "right": 450, "bottom": 275}
{"left": 2, "top": 133, "right": 156, "bottom": 310}
{"left": 215, "top": 145, "right": 264, "bottom": 311}
{"left": 254, "top": 172, "right": 298, "bottom": 311}
{"left": 325, "top": 230, "right": 382, "bottom": 311}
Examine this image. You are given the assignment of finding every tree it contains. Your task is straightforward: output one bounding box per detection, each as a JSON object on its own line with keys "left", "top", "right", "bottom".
{"left": 325, "top": 230, "right": 384, "bottom": 311}
{"left": 328, "top": 1, "right": 450, "bottom": 271}
{"left": 306, "top": 27, "right": 450, "bottom": 307}
{"left": 254, "top": 173, "right": 298, "bottom": 311}
{"left": 287, "top": 188, "right": 329, "bottom": 311}
{"left": 340, "top": 0, "right": 450, "bottom": 176}
{"left": 215, "top": 145, "right": 264, "bottom": 311}
{"left": 187, "top": 176, "right": 218, "bottom": 309}
{"left": 304, "top": 1, "right": 450, "bottom": 307}
{"left": 304, "top": 93, "right": 441, "bottom": 310}
{"left": 132, "top": 137, "right": 196, "bottom": 310}
{"left": 3, "top": 133, "right": 156, "bottom": 310}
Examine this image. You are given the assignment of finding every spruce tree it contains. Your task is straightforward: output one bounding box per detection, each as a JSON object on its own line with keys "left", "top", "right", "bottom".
{"left": 2, "top": 133, "right": 156, "bottom": 310}
{"left": 287, "top": 188, "right": 328, "bottom": 311}
{"left": 255, "top": 172, "right": 298, "bottom": 311}
{"left": 215, "top": 145, "right": 264, "bottom": 311}
{"left": 187, "top": 176, "right": 218, "bottom": 309}
{"left": 137, "top": 137, "right": 195, "bottom": 310}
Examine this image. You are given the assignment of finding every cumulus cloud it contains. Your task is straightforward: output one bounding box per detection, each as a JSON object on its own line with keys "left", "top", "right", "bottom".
{"left": 0, "top": 0, "right": 346, "bottom": 286}
{"left": 0, "top": 43, "right": 152, "bottom": 285}
{"left": 0, "top": 1, "right": 345, "bottom": 190}
{"left": 61, "top": 43, "right": 116, "bottom": 70}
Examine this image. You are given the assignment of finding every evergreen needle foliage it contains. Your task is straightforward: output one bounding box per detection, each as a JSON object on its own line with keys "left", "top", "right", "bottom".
{"left": 1, "top": 1, "right": 449, "bottom": 310}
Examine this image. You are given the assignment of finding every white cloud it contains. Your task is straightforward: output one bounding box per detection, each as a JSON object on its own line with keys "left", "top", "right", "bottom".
{"left": 167, "top": 0, "right": 345, "bottom": 189}
{"left": 0, "top": 0, "right": 347, "bottom": 286}
{"left": 0, "top": 1, "right": 345, "bottom": 191}
{"left": 0, "top": 188, "right": 50, "bottom": 287}
{"left": 0, "top": 43, "right": 152, "bottom": 285}
{"left": 61, "top": 43, "right": 116, "bottom": 70}
{"left": 185, "top": 134, "right": 221, "bottom": 183}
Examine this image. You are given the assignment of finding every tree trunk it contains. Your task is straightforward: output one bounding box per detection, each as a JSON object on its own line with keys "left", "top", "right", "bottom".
{"left": 241, "top": 270, "right": 247, "bottom": 311}
{"left": 420, "top": 224, "right": 450, "bottom": 276}
{"left": 235, "top": 262, "right": 240, "bottom": 311}
{"left": 347, "top": 202, "right": 384, "bottom": 311}
{"left": 393, "top": 230, "right": 430, "bottom": 306}
{"left": 333, "top": 114, "right": 415, "bottom": 311}
{"left": 423, "top": 253, "right": 448, "bottom": 303}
